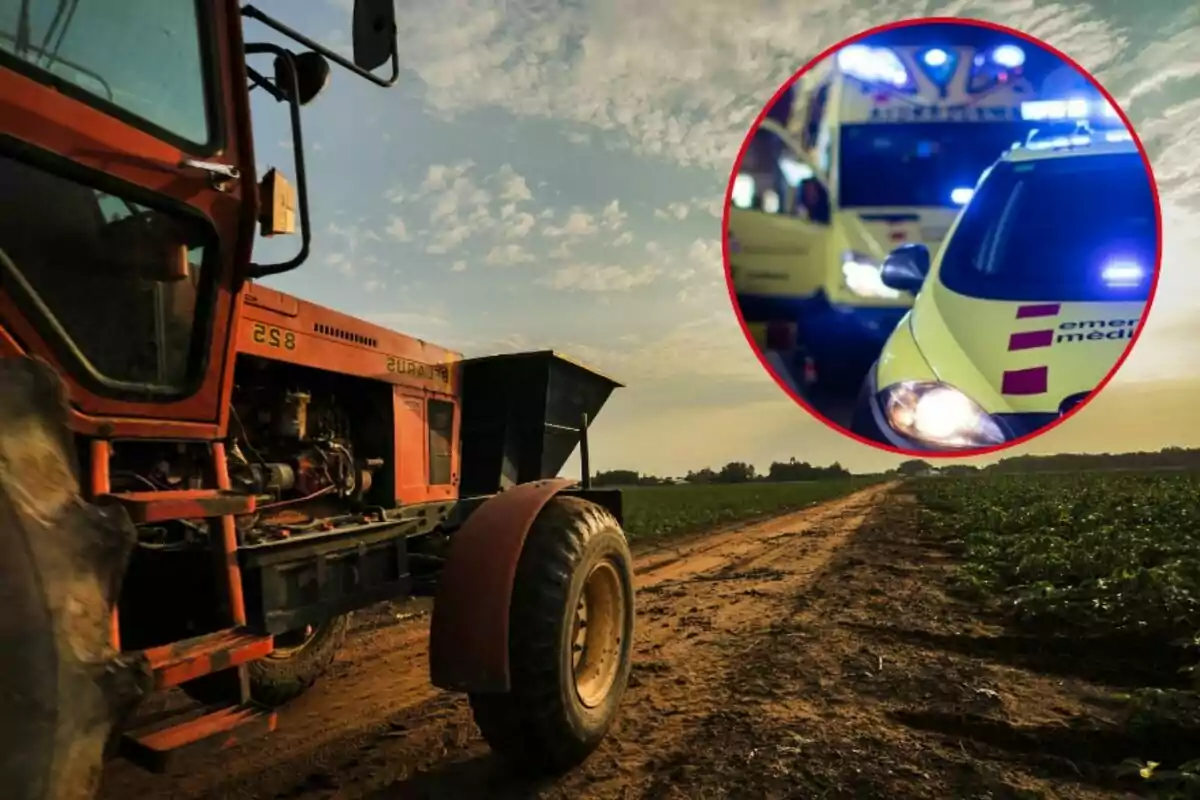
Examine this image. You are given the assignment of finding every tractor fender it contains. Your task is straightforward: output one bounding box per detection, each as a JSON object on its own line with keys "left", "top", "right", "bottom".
{"left": 429, "top": 478, "right": 576, "bottom": 693}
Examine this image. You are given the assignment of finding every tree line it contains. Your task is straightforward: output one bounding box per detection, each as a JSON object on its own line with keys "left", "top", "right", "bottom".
{"left": 593, "top": 457, "right": 852, "bottom": 487}
{"left": 898, "top": 447, "right": 1200, "bottom": 477}
{"left": 593, "top": 447, "right": 1200, "bottom": 488}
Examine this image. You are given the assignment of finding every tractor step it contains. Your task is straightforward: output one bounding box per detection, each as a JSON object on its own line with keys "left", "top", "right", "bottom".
{"left": 99, "top": 488, "right": 255, "bottom": 523}
{"left": 120, "top": 702, "right": 277, "bottom": 772}
{"left": 140, "top": 628, "right": 273, "bottom": 689}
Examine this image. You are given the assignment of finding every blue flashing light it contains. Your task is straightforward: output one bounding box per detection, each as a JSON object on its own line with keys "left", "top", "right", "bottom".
{"left": 950, "top": 187, "right": 974, "bottom": 205}
{"left": 923, "top": 48, "right": 949, "bottom": 67}
{"left": 1101, "top": 259, "right": 1145, "bottom": 288}
{"left": 1020, "top": 98, "right": 1091, "bottom": 121}
{"left": 1020, "top": 97, "right": 1131, "bottom": 132}
{"left": 1023, "top": 134, "right": 1092, "bottom": 151}
{"left": 836, "top": 44, "right": 909, "bottom": 88}
{"left": 991, "top": 44, "right": 1025, "bottom": 69}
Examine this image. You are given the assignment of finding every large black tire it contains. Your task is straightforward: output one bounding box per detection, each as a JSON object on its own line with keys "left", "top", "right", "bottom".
{"left": 468, "top": 496, "right": 635, "bottom": 775}
{"left": 181, "top": 614, "right": 349, "bottom": 707}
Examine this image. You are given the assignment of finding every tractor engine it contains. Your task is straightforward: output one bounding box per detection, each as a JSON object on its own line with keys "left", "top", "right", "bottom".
{"left": 227, "top": 386, "right": 381, "bottom": 519}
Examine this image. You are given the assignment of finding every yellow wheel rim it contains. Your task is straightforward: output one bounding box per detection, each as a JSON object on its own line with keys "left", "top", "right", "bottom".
{"left": 571, "top": 560, "right": 626, "bottom": 708}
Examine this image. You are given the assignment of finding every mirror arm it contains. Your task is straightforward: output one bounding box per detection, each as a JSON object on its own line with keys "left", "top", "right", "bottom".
{"left": 245, "top": 65, "right": 287, "bottom": 103}
{"left": 244, "top": 43, "right": 312, "bottom": 280}
{"left": 241, "top": 5, "right": 399, "bottom": 88}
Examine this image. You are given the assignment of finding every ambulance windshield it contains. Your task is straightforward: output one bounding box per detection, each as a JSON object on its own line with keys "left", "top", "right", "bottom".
{"left": 838, "top": 123, "right": 1034, "bottom": 208}
{"left": 937, "top": 152, "right": 1156, "bottom": 303}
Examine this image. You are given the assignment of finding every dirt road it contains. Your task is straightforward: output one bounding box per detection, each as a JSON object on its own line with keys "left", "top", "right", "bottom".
{"left": 98, "top": 484, "right": 889, "bottom": 799}
{"left": 100, "top": 481, "right": 1146, "bottom": 799}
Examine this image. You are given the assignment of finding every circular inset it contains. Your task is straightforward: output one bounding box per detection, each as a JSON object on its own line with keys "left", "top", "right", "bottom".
{"left": 723, "top": 17, "right": 1161, "bottom": 456}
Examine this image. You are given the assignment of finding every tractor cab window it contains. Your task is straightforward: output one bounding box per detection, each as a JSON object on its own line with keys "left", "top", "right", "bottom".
{"left": 0, "top": 0, "right": 212, "bottom": 147}
{"left": 0, "top": 154, "right": 212, "bottom": 394}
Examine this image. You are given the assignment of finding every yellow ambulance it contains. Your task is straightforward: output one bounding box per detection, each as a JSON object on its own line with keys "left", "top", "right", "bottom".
{"left": 728, "top": 26, "right": 1090, "bottom": 394}
{"left": 848, "top": 125, "right": 1156, "bottom": 451}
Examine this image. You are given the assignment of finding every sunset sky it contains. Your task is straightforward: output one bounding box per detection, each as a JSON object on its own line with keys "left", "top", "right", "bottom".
{"left": 246, "top": 0, "right": 1199, "bottom": 477}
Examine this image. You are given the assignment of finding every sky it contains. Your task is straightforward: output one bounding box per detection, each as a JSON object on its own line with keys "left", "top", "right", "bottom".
{"left": 243, "top": 0, "right": 1200, "bottom": 477}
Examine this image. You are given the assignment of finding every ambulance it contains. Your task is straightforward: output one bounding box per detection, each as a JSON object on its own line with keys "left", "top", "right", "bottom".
{"left": 728, "top": 26, "right": 1080, "bottom": 394}
{"left": 848, "top": 119, "right": 1156, "bottom": 452}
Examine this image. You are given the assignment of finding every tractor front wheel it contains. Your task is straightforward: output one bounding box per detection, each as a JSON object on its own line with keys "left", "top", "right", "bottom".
{"left": 469, "top": 496, "right": 635, "bottom": 775}
{"left": 181, "top": 614, "right": 349, "bottom": 707}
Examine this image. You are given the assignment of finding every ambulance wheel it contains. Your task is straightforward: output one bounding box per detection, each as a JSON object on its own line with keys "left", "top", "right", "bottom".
{"left": 469, "top": 496, "right": 635, "bottom": 775}
{"left": 181, "top": 615, "right": 349, "bottom": 707}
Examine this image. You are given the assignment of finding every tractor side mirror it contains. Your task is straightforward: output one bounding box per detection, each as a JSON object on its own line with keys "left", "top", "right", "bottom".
{"left": 353, "top": 0, "right": 397, "bottom": 72}
{"left": 880, "top": 243, "right": 931, "bottom": 294}
{"left": 101, "top": 212, "right": 192, "bottom": 283}
{"left": 273, "top": 51, "right": 331, "bottom": 107}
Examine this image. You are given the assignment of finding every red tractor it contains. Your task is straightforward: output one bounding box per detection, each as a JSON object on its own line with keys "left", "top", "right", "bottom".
{"left": 0, "top": 2, "right": 635, "bottom": 797}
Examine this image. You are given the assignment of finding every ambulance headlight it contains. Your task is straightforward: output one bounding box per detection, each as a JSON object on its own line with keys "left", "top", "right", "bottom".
{"left": 842, "top": 251, "right": 902, "bottom": 299}
{"left": 881, "top": 381, "right": 1005, "bottom": 449}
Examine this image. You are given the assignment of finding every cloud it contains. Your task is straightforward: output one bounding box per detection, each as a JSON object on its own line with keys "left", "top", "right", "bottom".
{"left": 327, "top": 221, "right": 381, "bottom": 253}
{"left": 419, "top": 161, "right": 475, "bottom": 193}
{"left": 385, "top": 216, "right": 412, "bottom": 242}
{"left": 601, "top": 200, "right": 628, "bottom": 230}
{"left": 364, "top": 310, "right": 451, "bottom": 342}
{"left": 393, "top": 0, "right": 1130, "bottom": 172}
{"left": 494, "top": 163, "right": 534, "bottom": 202}
{"left": 613, "top": 231, "right": 634, "bottom": 246}
{"left": 539, "top": 263, "right": 660, "bottom": 292}
{"left": 506, "top": 211, "right": 537, "bottom": 238}
{"left": 325, "top": 251, "right": 354, "bottom": 276}
{"left": 543, "top": 210, "right": 599, "bottom": 237}
{"left": 655, "top": 202, "right": 691, "bottom": 220}
{"left": 425, "top": 223, "right": 473, "bottom": 254}
{"left": 485, "top": 243, "right": 537, "bottom": 265}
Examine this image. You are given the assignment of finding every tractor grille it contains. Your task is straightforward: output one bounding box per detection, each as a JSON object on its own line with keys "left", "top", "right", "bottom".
{"left": 313, "top": 323, "right": 377, "bottom": 348}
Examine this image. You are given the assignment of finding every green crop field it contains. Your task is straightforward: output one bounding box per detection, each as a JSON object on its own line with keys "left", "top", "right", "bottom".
{"left": 619, "top": 476, "right": 881, "bottom": 542}
{"left": 915, "top": 471, "right": 1200, "bottom": 639}
{"left": 914, "top": 470, "right": 1200, "bottom": 790}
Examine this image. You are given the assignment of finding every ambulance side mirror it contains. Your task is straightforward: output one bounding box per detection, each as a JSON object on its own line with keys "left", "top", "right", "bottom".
{"left": 881, "top": 243, "right": 930, "bottom": 294}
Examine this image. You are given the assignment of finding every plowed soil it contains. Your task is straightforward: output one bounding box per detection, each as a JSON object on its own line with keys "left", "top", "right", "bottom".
{"left": 98, "top": 483, "right": 1148, "bottom": 799}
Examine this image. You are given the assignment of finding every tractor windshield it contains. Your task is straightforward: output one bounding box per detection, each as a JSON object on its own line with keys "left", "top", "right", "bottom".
{"left": 0, "top": 153, "right": 214, "bottom": 394}
{"left": 0, "top": 0, "right": 212, "bottom": 148}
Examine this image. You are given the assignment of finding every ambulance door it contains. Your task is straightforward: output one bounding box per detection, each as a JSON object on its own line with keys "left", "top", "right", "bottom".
{"left": 728, "top": 124, "right": 830, "bottom": 302}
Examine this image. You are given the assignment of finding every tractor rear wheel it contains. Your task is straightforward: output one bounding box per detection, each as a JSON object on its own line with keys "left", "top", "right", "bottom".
{"left": 468, "top": 496, "right": 635, "bottom": 775}
{"left": 181, "top": 614, "right": 349, "bottom": 707}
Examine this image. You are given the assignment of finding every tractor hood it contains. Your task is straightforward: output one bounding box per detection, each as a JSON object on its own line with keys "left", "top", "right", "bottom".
{"left": 458, "top": 351, "right": 623, "bottom": 496}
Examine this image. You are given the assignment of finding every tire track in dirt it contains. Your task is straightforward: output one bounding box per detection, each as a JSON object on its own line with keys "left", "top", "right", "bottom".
{"left": 98, "top": 482, "right": 895, "bottom": 800}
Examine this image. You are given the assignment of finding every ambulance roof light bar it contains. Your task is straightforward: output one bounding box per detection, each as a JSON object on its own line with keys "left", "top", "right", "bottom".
{"left": 991, "top": 44, "right": 1025, "bottom": 68}
{"left": 1019, "top": 123, "right": 1133, "bottom": 152}
{"left": 836, "top": 44, "right": 910, "bottom": 88}
{"left": 1020, "top": 97, "right": 1122, "bottom": 123}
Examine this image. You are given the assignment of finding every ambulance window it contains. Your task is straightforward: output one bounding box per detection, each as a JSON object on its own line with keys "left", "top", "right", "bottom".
{"left": 839, "top": 123, "right": 1033, "bottom": 208}
{"left": 802, "top": 85, "right": 829, "bottom": 150}
{"left": 938, "top": 153, "right": 1155, "bottom": 302}
{"left": 737, "top": 130, "right": 793, "bottom": 215}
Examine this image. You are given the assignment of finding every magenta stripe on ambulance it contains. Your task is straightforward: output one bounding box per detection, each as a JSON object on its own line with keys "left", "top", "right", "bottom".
{"left": 1007, "top": 329, "right": 1054, "bottom": 351}
{"left": 1015, "top": 303, "right": 1061, "bottom": 319}
{"left": 1001, "top": 366, "right": 1049, "bottom": 395}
